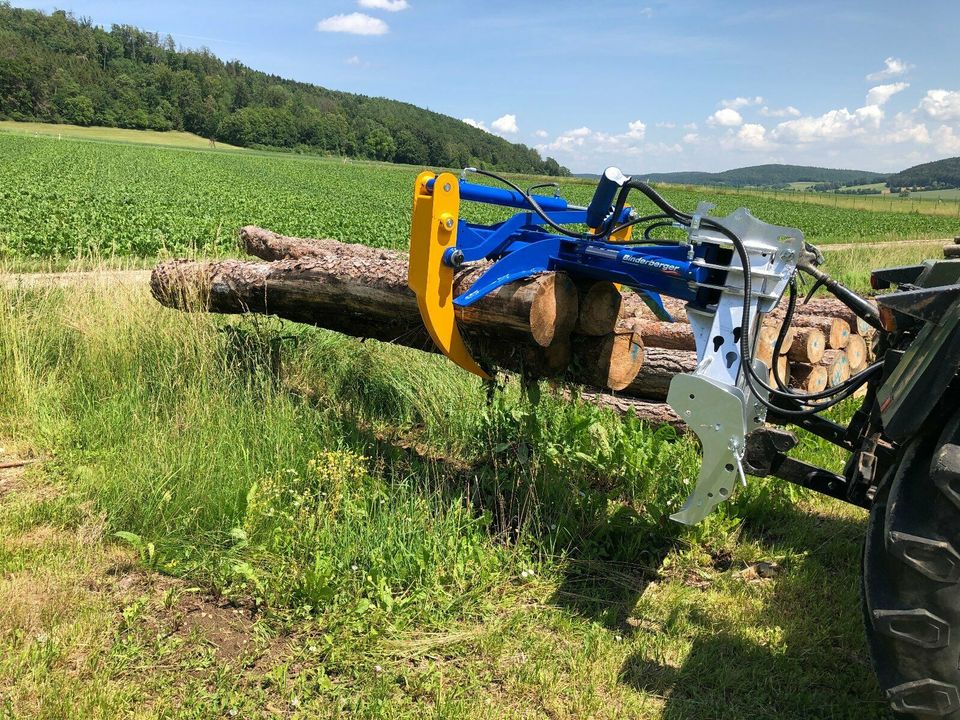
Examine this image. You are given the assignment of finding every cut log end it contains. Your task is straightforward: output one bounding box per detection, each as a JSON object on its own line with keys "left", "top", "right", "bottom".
{"left": 791, "top": 364, "right": 829, "bottom": 393}
{"left": 529, "top": 273, "right": 580, "bottom": 346}
{"left": 575, "top": 281, "right": 623, "bottom": 336}
{"left": 787, "top": 327, "right": 825, "bottom": 364}
{"left": 571, "top": 331, "right": 645, "bottom": 391}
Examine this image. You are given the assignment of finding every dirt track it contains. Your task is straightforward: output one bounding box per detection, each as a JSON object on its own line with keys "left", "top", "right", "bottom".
{"left": 819, "top": 238, "right": 948, "bottom": 251}
{"left": 0, "top": 269, "right": 150, "bottom": 288}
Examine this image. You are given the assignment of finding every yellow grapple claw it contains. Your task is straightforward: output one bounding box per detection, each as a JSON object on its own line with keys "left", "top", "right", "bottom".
{"left": 408, "top": 171, "right": 491, "bottom": 380}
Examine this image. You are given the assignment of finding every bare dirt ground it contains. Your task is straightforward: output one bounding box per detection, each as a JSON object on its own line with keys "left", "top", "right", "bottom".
{"left": 819, "top": 237, "right": 949, "bottom": 251}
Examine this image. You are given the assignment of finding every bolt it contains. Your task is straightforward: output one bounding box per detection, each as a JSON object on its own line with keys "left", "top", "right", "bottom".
{"left": 443, "top": 182, "right": 451, "bottom": 192}
{"left": 447, "top": 249, "right": 465, "bottom": 268}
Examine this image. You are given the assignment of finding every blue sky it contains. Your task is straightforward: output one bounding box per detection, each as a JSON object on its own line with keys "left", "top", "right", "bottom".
{"left": 15, "top": 0, "right": 960, "bottom": 173}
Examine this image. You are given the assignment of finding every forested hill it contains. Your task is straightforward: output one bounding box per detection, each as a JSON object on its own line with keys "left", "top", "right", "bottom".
{"left": 0, "top": 4, "right": 567, "bottom": 175}
{"left": 886, "top": 157, "right": 960, "bottom": 189}
{"left": 635, "top": 164, "right": 886, "bottom": 187}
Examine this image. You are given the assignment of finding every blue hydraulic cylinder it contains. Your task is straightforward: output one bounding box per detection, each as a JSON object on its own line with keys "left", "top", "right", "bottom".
{"left": 585, "top": 167, "right": 629, "bottom": 228}
{"left": 425, "top": 177, "right": 570, "bottom": 213}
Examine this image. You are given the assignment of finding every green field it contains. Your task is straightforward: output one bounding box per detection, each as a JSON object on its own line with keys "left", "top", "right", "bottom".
{"left": 0, "top": 127, "right": 929, "bottom": 718}
{"left": 911, "top": 188, "right": 960, "bottom": 201}
{"left": 1, "top": 131, "right": 958, "bottom": 264}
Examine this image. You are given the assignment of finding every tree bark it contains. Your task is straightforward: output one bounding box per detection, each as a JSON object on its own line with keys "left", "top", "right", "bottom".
{"left": 624, "top": 348, "right": 698, "bottom": 401}
{"left": 630, "top": 319, "right": 696, "bottom": 352}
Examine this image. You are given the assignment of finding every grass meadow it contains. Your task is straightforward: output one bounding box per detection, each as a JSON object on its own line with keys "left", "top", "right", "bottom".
{"left": 0, "top": 125, "right": 937, "bottom": 718}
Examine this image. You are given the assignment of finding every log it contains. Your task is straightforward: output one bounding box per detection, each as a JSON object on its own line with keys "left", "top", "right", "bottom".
{"left": 454, "top": 267, "right": 579, "bottom": 348}
{"left": 846, "top": 334, "right": 868, "bottom": 372}
{"left": 790, "top": 364, "right": 828, "bottom": 393}
{"left": 625, "top": 348, "right": 698, "bottom": 401}
{"left": 570, "top": 331, "right": 645, "bottom": 391}
{"left": 153, "top": 249, "right": 577, "bottom": 353}
{"left": 822, "top": 350, "right": 851, "bottom": 388}
{"left": 630, "top": 319, "right": 696, "bottom": 352}
{"left": 787, "top": 327, "right": 826, "bottom": 364}
{"left": 769, "top": 355, "right": 790, "bottom": 387}
{"left": 560, "top": 389, "right": 683, "bottom": 429}
{"left": 945, "top": 244, "right": 960, "bottom": 259}
{"left": 788, "top": 297, "right": 877, "bottom": 337}
{"left": 793, "top": 316, "right": 849, "bottom": 349}
{"left": 575, "top": 281, "right": 622, "bottom": 335}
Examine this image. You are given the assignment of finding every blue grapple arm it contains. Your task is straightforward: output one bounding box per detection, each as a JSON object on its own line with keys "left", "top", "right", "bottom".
{"left": 408, "top": 167, "right": 804, "bottom": 524}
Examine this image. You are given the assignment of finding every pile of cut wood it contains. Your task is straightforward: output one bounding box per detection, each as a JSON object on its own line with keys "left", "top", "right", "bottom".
{"left": 151, "top": 227, "right": 874, "bottom": 426}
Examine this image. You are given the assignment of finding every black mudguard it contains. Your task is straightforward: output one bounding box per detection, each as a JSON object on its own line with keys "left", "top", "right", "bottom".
{"left": 876, "top": 260, "right": 960, "bottom": 442}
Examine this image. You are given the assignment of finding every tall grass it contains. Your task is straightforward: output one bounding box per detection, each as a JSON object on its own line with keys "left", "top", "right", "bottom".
{"left": 2, "top": 277, "right": 775, "bottom": 628}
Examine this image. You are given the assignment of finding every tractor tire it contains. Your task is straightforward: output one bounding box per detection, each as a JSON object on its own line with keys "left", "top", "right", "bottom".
{"left": 863, "top": 410, "right": 960, "bottom": 718}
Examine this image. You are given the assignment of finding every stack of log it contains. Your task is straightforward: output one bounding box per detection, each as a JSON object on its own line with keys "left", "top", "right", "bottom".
{"left": 150, "top": 227, "right": 876, "bottom": 427}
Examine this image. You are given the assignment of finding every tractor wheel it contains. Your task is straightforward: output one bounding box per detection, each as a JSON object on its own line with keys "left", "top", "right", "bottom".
{"left": 863, "top": 411, "right": 960, "bottom": 718}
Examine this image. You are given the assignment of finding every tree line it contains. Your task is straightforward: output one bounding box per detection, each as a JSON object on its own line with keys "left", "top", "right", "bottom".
{"left": 0, "top": 3, "right": 569, "bottom": 175}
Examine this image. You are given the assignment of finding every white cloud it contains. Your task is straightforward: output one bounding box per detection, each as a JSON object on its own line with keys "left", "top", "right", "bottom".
{"left": 682, "top": 132, "right": 700, "bottom": 144}
{"left": 358, "top": 0, "right": 409, "bottom": 11}
{"left": 346, "top": 55, "right": 362, "bottom": 65}
{"left": 534, "top": 129, "right": 549, "bottom": 138}
{"left": 683, "top": 122, "right": 698, "bottom": 130}
{"left": 881, "top": 117, "right": 931, "bottom": 145}
{"left": 734, "top": 123, "right": 771, "bottom": 150}
{"left": 639, "top": 6, "right": 654, "bottom": 18}
{"left": 707, "top": 108, "right": 743, "bottom": 127}
{"left": 721, "top": 96, "right": 763, "bottom": 110}
{"left": 760, "top": 105, "right": 800, "bottom": 118}
{"left": 867, "top": 57, "right": 913, "bottom": 82}
{"left": 491, "top": 114, "right": 519, "bottom": 135}
{"left": 316, "top": 12, "right": 388, "bottom": 35}
{"left": 626, "top": 120, "right": 646, "bottom": 139}
{"left": 771, "top": 104, "right": 884, "bottom": 144}
{"left": 866, "top": 82, "right": 909, "bottom": 107}
{"left": 655, "top": 121, "right": 676, "bottom": 129}
{"left": 462, "top": 118, "right": 488, "bottom": 132}
{"left": 920, "top": 89, "right": 960, "bottom": 122}
{"left": 933, "top": 125, "right": 960, "bottom": 153}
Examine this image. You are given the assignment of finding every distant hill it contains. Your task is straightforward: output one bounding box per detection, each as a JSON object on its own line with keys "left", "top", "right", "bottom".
{"left": 632, "top": 164, "right": 886, "bottom": 188}
{"left": 886, "top": 157, "right": 960, "bottom": 190}
{"left": 0, "top": 4, "right": 567, "bottom": 175}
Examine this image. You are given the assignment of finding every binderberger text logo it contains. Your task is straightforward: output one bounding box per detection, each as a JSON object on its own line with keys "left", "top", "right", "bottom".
{"left": 620, "top": 253, "right": 680, "bottom": 276}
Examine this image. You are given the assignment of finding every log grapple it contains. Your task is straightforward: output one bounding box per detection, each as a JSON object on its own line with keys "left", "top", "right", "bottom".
{"left": 408, "top": 166, "right": 960, "bottom": 716}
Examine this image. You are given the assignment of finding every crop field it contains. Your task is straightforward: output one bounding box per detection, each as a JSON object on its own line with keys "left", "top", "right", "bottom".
{"left": 2, "top": 132, "right": 958, "bottom": 264}
{"left": 0, "top": 129, "right": 944, "bottom": 718}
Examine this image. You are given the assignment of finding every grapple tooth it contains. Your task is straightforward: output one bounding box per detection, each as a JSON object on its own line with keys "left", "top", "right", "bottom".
{"left": 887, "top": 678, "right": 960, "bottom": 717}
{"left": 932, "top": 443, "right": 960, "bottom": 511}
{"left": 872, "top": 608, "right": 950, "bottom": 649}
{"left": 888, "top": 532, "right": 960, "bottom": 584}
